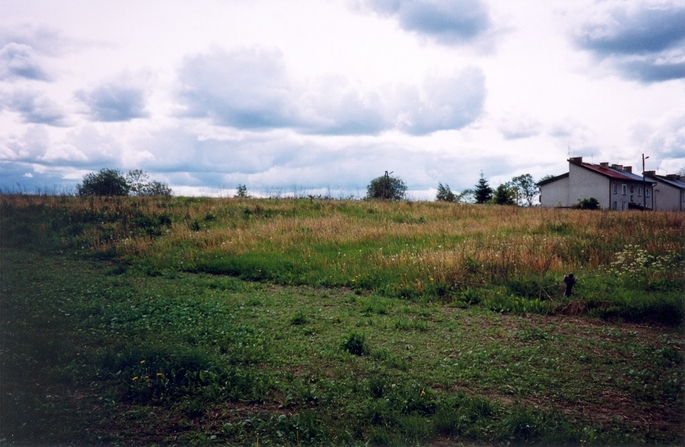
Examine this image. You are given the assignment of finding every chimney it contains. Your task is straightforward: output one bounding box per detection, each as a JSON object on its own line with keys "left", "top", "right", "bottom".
{"left": 666, "top": 174, "right": 678, "bottom": 180}
{"left": 568, "top": 157, "right": 583, "bottom": 165}
{"left": 623, "top": 166, "right": 632, "bottom": 173}
{"left": 644, "top": 170, "right": 656, "bottom": 177}
{"left": 600, "top": 162, "right": 609, "bottom": 168}
{"left": 611, "top": 164, "right": 623, "bottom": 170}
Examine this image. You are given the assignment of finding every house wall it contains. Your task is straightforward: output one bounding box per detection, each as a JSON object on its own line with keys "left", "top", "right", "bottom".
{"left": 568, "top": 163, "right": 610, "bottom": 209}
{"left": 654, "top": 182, "right": 682, "bottom": 211}
{"left": 540, "top": 176, "right": 569, "bottom": 207}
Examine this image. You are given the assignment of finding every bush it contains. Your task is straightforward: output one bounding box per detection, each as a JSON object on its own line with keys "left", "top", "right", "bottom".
{"left": 77, "top": 168, "right": 129, "bottom": 196}
{"left": 436, "top": 183, "right": 456, "bottom": 202}
{"left": 573, "top": 197, "right": 599, "bottom": 210}
{"left": 366, "top": 172, "right": 407, "bottom": 200}
{"left": 342, "top": 332, "right": 369, "bottom": 356}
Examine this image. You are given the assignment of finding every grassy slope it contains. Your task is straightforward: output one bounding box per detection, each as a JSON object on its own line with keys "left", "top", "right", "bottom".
{"left": 1, "top": 248, "right": 683, "bottom": 445}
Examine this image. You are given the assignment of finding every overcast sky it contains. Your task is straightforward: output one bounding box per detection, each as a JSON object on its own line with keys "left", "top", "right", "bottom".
{"left": 1, "top": 0, "right": 684, "bottom": 198}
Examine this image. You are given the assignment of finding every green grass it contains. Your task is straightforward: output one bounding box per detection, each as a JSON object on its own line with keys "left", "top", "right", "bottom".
{"left": 1, "top": 195, "right": 684, "bottom": 445}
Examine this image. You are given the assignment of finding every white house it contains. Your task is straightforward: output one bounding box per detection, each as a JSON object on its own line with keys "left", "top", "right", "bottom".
{"left": 643, "top": 171, "right": 685, "bottom": 211}
{"left": 538, "top": 157, "right": 655, "bottom": 210}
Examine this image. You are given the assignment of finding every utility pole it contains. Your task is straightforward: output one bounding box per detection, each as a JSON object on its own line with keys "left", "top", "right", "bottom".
{"left": 642, "top": 153, "right": 649, "bottom": 210}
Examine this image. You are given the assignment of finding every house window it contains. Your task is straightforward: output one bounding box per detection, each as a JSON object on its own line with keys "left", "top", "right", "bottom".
{"left": 621, "top": 184, "right": 627, "bottom": 195}
{"left": 630, "top": 185, "right": 634, "bottom": 193}
{"left": 622, "top": 202, "right": 627, "bottom": 210}
{"left": 612, "top": 184, "right": 617, "bottom": 195}
{"left": 637, "top": 187, "right": 642, "bottom": 197}
{"left": 612, "top": 201, "right": 617, "bottom": 210}
{"left": 645, "top": 188, "right": 651, "bottom": 198}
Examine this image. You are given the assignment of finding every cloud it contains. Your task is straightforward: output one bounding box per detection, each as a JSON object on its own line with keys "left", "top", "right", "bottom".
{"left": 75, "top": 72, "right": 151, "bottom": 122}
{"left": 0, "top": 42, "right": 51, "bottom": 81}
{"left": 0, "top": 89, "right": 68, "bottom": 126}
{"left": 573, "top": 1, "right": 685, "bottom": 82}
{"left": 363, "top": 0, "right": 492, "bottom": 45}
{"left": 497, "top": 112, "right": 542, "bottom": 140}
{"left": 177, "top": 48, "right": 298, "bottom": 129}
{"left": 395, "top": 67, "right": 485, "bottom": 135}
{"left": 176, "top": 47, "right": 484, "bottom": 135}
{"left": 631, "top": 109, "right": 685, "bottom": 160}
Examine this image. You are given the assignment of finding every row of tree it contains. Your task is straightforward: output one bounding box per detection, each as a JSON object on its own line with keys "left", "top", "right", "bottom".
{"left": 365, "top": 171, "right": 540, "bottom": 205}
{"left": 77, "top": 169, "right": 172, "bottom": 197}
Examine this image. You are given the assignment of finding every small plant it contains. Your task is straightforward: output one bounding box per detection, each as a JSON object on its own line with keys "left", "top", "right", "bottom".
{"left": 572, "top": 197, "right": 599, "bottom": 210}
{"left": 342, "top": 332, "right": 369, "bottom": 356}
{"left": 290, "top": 309, "right": 309, "bottom": 325}
{"left": 235, "top": 184, "right": 249, "bottom": 198}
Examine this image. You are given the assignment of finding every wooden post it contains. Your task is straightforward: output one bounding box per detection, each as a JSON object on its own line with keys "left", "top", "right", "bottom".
{"left": 563, "top": 273, "right": 576, "bottom": 297}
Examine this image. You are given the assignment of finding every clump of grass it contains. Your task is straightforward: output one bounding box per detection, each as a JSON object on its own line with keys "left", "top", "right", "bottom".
{"left": 342, "top": 332, "right": 369, "bottom": 356}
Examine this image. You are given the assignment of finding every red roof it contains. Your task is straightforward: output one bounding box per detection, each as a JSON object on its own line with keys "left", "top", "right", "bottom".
{"left": 577, "top": 162, "right": 643, "bottom": 182}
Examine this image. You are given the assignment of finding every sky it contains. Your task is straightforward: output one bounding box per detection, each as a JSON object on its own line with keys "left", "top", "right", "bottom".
{"left": 1, "top": 0, "right": 684, "bottom": 198}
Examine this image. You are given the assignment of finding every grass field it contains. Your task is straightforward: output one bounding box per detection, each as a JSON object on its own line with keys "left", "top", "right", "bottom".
{"left": 1, "top": 195, "right": 684, "bottom": 445}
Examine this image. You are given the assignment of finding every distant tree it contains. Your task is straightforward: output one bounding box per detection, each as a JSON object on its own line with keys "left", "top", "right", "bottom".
{"left": 474, "top": 173, "right": 493, "bottom": 204}
{"left": 456, "top": 189, "right": 475, "bottom": 203}
{"left": 366, "top": 171, "right": 407, "bottom": 200}
{"left": 77, "top": 168, "right": 171, "bottom": 197}
{"left": 139, "top": 180, "right": 172, "bottom": 197}
{"left": 493, "top": 183, "right": 516, "bottom": 205}
{"left": 436, "top": 183, "right": 456, "bottom": 202}
{"left": 235, "top": 184, "right": 249, "bottom": 198}
{"left": 538, "top": 174, "right": 555, "bottom": 183}
{"left": 125, "top": 169, "right": 150, "bottom": 195}
{"left": 510, "top": 174, "right": 538, "bottom": 206}
{"left": 677, "top": 166, "right": 685, "bottom": 177}
{"left": 77, "top": 168, "right": 129, "bottom": 196}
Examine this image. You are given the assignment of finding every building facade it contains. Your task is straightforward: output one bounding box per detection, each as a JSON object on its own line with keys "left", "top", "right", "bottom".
{"left": 644, "top": 172, "right": 685, "bottom": 211}
{"left": 539, "top": 157, "right": 655, "bottom": 210}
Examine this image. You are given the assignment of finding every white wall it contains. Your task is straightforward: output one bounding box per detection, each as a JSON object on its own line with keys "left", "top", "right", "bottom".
{"left": 653, "top": 182, "right": 682, "bottom": 211}
{"left": 568, "top": 163, "right": 610, "bottom": 209}
{"left": 540, "top": 176, "right": 569, "bottom": 207}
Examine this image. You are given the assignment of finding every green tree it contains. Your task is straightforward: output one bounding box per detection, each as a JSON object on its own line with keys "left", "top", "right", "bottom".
{"left": 235, "top": 184, "right": 249, "bottom": 198}
{"left": 493, "top": 183, "right": 516, "bottom": 205}
{"left": 139, "top": 180, "right": 172, "bottom": 197}
{"left": 366, "top": 171, "right": 407, "bottom": 200}
{"left": 77, "top": 168, "right": 171, "bottom": 197}
{"left": 474, "top": 173, "right": 493, "bottom": 204}
{"left": 436, "top": 183, "right": 456, "bottom": 202}
{"left": 510, "top": 174, "right": 538, "bottom": 206}
{"left": 77, "top": 168, "right": 129, "bottom": 196}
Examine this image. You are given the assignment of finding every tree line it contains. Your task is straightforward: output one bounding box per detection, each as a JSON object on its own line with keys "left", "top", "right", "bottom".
{"left": 77, "top": 168, "right": 171, "bottom": 197}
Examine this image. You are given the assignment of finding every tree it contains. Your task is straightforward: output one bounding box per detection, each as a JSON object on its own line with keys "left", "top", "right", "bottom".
{"left": 474, "top": 173, "right": 493, "bottom": 204}
{"left": 510, "top": 174, "right": 539, "bottom": 206}
{"left": 139, "top": 180, "right": 172, "bottom": 197}
{"left": 235, "top": 184, "right": 249, "bottom": 198}
{"left": 77, "top": 168, "right": 129, "bottom": 196}
{"left": 572, "top": 197, "right": 599, "bottom": 210}
{"left": 436, "top": 183, "right": 456, "bottom": 202}
{"left": 493, "top": 183, "right": 516, "bottom": 205}
{"left": 77, "top": 168, "right": 172, "bottom": 197}
{"left": 366, "top": 171, "right": 407, "bottom": 200}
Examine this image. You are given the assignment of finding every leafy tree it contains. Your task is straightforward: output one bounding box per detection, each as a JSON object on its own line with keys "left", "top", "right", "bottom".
{"left": 125, "top": 169, "right": 150, "bottom": 195}
{"left": 77, "top": 168, "right": 171, "bottom": 197}
{"left": 474, "top": 173, "right": 493, "bottom": 204}
{"left": 493, "top": 183, "right": 516, "bottom": 205}
{"left": 139, "top": 180, "right": 172, "bottom": 197}
{"left": 436, "top": 183, "right": 456, "bottom": 202}
{"left": 235, "top": 184, "right": 249, "bottom": 198}
{"left": 677, "top": 166, "right": 685, "bottom": 177}
{"left": 366, "top": 171, "right": 407, "bottom": 200}
{"left": 77, "top": 168, "right": 129, "bottom": 196}
{"left": 510, "top": 174, "right": 539, "bottom": 206}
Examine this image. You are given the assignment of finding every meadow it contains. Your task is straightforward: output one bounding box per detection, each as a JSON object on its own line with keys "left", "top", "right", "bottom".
{"left": 1, "top": 194, "right": 683, "bottom": 445}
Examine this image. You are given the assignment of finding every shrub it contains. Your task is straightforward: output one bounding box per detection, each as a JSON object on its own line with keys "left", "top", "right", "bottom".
{"left": 366, "top": 172, "right": 407, "bottom": 200}
{"left": 342, "top": 332, "right": 369, "bottom": 356}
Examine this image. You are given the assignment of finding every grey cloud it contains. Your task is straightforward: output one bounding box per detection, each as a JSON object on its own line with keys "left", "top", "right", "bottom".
{"left": 0, "top": 43, "right": 51, "bottom": 81}
{"left": 396, "top": 67, "right": 485, "bottom": 135}
{"left": 176, "top": 48, "right": 484, "bottom": 135}
{"left": 1, "top": 90, "right": 68, "bottom": 126}
{"left": 365, "top": 0, "right": 491, "bottom": 45}
{"left": 574, "top": 2, "right": 685, "bottom": 82}
{"left": 177, "top": 48, "right": 298, "bottom": 129}
{"left": 76, "top": 78, "right": 150, "bottom": 122}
